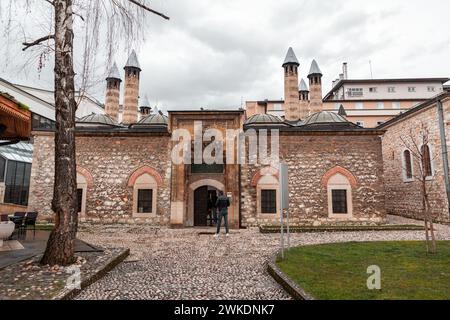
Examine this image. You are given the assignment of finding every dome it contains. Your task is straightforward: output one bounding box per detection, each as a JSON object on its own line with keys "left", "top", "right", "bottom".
{"left": 77, "top": 113, "right": 119, "bottom": 126}
{"left": 137, "top": 113, "right": 168, "bottom": 126}
{"left": 245, "top": 114, "right": 284, "bottom": 126}
{"left": 302, "top": 111, "right": 348, "bottom": 126}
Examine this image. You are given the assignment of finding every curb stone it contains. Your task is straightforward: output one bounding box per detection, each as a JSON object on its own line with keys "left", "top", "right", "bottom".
{"left": 267, "top": 253, "right": 315, "bottom": 301}
{"left": 53, "top": 248, "right": 130, "bottom": 300}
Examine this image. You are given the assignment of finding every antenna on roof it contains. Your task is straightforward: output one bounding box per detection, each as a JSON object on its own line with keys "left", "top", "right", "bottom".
{"left": 369, "top": 60, "right": 373, "bottom": 79}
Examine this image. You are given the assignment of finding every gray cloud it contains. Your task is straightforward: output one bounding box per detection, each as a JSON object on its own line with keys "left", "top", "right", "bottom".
{"left": 1, "top": 0, "right": 449, "bottom": 111}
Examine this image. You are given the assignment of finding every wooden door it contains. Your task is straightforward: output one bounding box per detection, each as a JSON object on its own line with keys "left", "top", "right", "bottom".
{"left": 194, "top": 186, "right": 208, "bottom": 226}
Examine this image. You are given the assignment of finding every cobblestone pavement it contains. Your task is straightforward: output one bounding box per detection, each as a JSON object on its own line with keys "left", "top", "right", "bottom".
{"left": 76, "top": 216, "right": 450, "bottom": 300}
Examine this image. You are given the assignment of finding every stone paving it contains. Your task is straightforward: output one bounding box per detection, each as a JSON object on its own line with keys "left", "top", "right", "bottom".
{"left": 75, "top": 216, "right": 450, "bottom": 300}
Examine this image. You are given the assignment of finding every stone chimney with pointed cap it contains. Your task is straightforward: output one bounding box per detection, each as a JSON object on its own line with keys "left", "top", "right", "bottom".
{"left": 139, "top": 94, "right": 151, "bottom": 119}
{"left": 282, "top": 47, "right": 301, "bottom": 122}
{"left": 122, "top": 50, "right": 141, "bottom": 124}
{"left": 298, "top": 79, "right": 310, "bottom": 119}
{"left": 105, "top": 62, "right": 122, "bottom": 122}
{"left": 308, "top": 59, "right": 323, "bottom": 115}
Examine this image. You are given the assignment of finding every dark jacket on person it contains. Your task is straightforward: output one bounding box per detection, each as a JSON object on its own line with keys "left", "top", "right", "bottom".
{"left": 215, "top": 195, "right": 230, "bottom": 214}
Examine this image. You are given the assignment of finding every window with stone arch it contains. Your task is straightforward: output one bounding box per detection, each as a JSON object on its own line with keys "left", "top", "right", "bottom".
{"left": 402, "top": 149, "right": 414, "bottom": 182}
{"left": 251, "top": 167, "right": 280, "bottom": 216}
{"left": 76, "top": 167, "right": 93, "bottom": 218}
{"left": 421, "top": 144, "right": 434, "bottom": 178}
{"left": 322, "top": 167, "right": 356, "bottom": 219}
{"left": 128, "top": 166, "right": 162, "bottom": 218}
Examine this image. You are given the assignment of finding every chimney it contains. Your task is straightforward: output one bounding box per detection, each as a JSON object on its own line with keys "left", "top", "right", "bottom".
{"left": 104, "top": 62, "right": 121, "bottom": 122}
{"left": 339, "top": 73, "right": 344, "bottom": 80}
{"left": 122, "top": 50, "right": 141, "bottom": 124}
{"left": 282, "top": 47, "right": 301, "bottom": 121}
{"left": 343, "top": 62, "right": 348, "bottom": 79}
{"left": 308, "top": 59, "right": 323, "bottom": 115}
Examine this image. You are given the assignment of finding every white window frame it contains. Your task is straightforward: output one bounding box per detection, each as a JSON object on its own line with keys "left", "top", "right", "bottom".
{"left": 408, "top": 87, "right": 416, "bottom": 92}
{"left": 392, "top": 102, "right": 401, "bottom": 109}
{"left": 369, "top": 87, "right": 377, "bottom": 93}
{"left": 273, "top": 103, "right": 282, "bottom": 111}
{"left": 377, "top": 102, "right": 385, "bottom": 110}
{"left": 427, "top": 86, "right": 435, "bottom": 92}
{"left": 76, "top": 173, "right": 88, "bottom": 218}
{"left": 257, "top": 175, "right": 280, "bottom": 218}
{"left": 355, "top": 102, "right": 364, "bottom": 110}
{"left": 356, "top": 121, "right": 365, "bottom": 128}
{"left": 133, "top": 173, "right": 158, "bottom": 218}
{"left": 401, "top": 149, "right": 414, "bottom": 183}
{"left": 388, "top": 87, "right": 396, "bottom": 93}
{"left": 327, "top": 173, "right": 353, "bottom": 219}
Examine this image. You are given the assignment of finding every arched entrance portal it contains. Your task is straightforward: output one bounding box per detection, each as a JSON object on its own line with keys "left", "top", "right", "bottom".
{"left": 188, "top": 179, "right": 225, "bottom": 227}
{"left": 194, "top": 186, "right": 219, "bottom": 227}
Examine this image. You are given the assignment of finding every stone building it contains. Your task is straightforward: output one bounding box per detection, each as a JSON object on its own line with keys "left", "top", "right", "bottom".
{"left": 379, "top": 91, "right": 450, "bottom": 223}
{"left": 27, "top": 49, "right": 388, "bottom": 228}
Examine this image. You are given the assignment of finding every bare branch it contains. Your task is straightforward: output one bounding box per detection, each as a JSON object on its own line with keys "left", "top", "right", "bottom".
{"left": 22, "top": 34, "right": 55, "bottom": 51}
{"left": 127, "top": 0, "right": 170, "bottom": 20}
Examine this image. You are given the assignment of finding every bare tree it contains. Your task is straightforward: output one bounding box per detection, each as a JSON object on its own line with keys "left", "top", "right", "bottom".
{"left": 400, "top": 122, "right": 437, "bottom": 254}
{"left": 1, "top": 0, "right": 169, "bottom": 265}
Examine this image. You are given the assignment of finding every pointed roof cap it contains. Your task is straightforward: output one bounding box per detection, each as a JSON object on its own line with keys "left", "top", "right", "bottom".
{"left": 140, "top": 95, "right": 150, "bottom": 108}
{"left": 124, "top": 50, "right": 141, "bottom": 71}
{"left": 282, "top": 47, "right": 300, "bottom": 67}
{"left": 106, "top": 62, "right": 121, "bottom": 81}
{"left": 299, "top": 79, "right": 309, "bottom": 92}
{"left": 338, "top": 105, "right": 347, "bottom": 117}
{"left": 308, "top": 59, "right": 322, "bottom": 76}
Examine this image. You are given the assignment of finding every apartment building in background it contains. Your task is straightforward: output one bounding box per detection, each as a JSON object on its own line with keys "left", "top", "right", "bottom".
{"left": 323, "top": 75, "right": 449, "bottom": 127}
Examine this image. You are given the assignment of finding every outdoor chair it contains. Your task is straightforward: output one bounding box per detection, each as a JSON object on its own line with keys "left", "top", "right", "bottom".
{"left": 12, "top": 212, "right": 26, "bottom": 237}
{"left": 24, "top": 212, "right": 38, "bottom": 237}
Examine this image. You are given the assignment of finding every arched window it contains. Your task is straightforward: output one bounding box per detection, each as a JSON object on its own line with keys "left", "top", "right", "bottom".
{"left": 403, "top": 150, "right": 413, "bottom": 181}
{"left": 421, "top": 144, "right": 433, "bottom": 178}
{"left": 76, "top": 173, "right": 88, "bottom": 217}
{"left": 132, "top": 173, "right": 158, "bottom": 218}
{"left": 322, "top": 167, "right": 356, "bottom": 219}
{"left": 257, "top": 174, "right": 279, "bottom": 216}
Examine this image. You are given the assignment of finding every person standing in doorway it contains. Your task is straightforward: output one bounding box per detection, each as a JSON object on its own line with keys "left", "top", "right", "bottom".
{"left": 214, "top": 191, "right": 230, "bottom": 237}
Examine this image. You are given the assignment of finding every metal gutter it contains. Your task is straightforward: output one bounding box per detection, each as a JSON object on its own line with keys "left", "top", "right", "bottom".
{"left": 437, "top": 100, "right": 450, "bottom": 218}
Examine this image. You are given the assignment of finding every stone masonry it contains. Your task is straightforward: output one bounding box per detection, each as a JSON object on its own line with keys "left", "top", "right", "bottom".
{"left": 241, "top": 133, "right": 386, "bottom": 227}
{"left": 28, "top": 132, "right": 172, "bottom": 224}
{"left": 381, "top": 96, "right": 450, "bottom": 223}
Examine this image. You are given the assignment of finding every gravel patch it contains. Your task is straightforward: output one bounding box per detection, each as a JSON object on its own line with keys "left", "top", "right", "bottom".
{"left": 75, "top": 216, "right": 450, "bottom": 300}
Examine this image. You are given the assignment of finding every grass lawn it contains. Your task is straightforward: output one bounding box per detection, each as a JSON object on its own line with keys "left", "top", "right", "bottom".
{"left": 276, "top": 241, "right": 450, "bottom": 300}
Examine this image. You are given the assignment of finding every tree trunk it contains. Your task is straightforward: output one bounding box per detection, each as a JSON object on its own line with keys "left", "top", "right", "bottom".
{"left": 425, "top": 196, "right": 437, "bottom": 254}
{"left": 41, "top": 0, "right": 78, "bottom": 266}
{"left": 422, "top": 184, "right": 430, "bottom": 253}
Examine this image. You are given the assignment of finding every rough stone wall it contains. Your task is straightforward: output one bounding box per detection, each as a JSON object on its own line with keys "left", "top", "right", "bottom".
{"left": 122, "top": 69, "right": 139, "bottom": 124}
{"left": 28, "top": 133, "right": 172, "bottom": 224}
{"left": 382, "top": 98, "right": 450, "bottom": 223}
{"left": 104, "top": 80, "right": 120, "bottom": 122}
{"left": 241, "top": 133, "right": 386, "bottom": 227}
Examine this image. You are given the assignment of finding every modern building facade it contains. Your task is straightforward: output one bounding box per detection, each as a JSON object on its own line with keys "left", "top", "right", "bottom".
{"left": 323, "top": 76, "right": 449, "bottom": 128}
{"left": 246, "top": 48, "right": 449, "bottom": 128}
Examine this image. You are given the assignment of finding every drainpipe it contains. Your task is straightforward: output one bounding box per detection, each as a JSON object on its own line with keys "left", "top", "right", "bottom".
{"left": 437, "top": 100, "right": 450, "bottom": 218}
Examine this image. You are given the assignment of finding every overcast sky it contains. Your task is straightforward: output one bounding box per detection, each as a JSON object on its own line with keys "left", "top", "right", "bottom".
{"left": 1, "top": 0, "right": 450, "bottom": 110}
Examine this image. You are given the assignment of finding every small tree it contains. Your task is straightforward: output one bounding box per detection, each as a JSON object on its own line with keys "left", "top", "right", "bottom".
{"left": 1, "top": 0, "right": 169, "bottom": 266}
{"left": 400, "top": 122, "right": 437, "bottom": 253}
